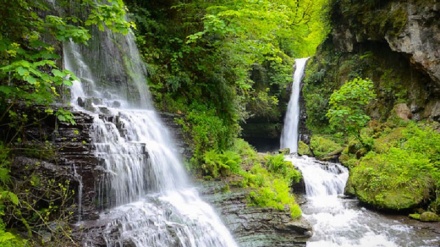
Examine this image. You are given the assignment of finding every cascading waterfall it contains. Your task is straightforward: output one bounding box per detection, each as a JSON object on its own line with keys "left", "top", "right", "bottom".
{"left": 280, "top": 57, "right": 309, "bottom": 154}
{"left": 282, "top": 60, "right": 440, "bottom": 247}
{"left": 64, "top": 27, "right": 237, "bottom": 246}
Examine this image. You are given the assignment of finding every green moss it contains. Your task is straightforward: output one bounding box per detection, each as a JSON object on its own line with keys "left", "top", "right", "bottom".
{"left": 298, "top": 141, "right": 312, "bottom": 156}
{"left": 409, "top": 213, "right": 421, "bottom": 220}
{"left": 310, "top": 135, "right": 343, "bottom": 160}
{"left": 239, "top": 153, "right": 303, "bottom": 219}
{"left": 419, "top": 212, "right": 440, "bottom": 222}
{"left": 409, "top": 211, "right": 440, "bottom": 222}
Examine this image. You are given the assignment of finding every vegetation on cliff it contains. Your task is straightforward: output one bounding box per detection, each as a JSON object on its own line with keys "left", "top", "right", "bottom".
{"left": 302, "top": 0, "right": 440, "bottom": 217}
{"left": 198, "top": 139, "right": 303, "bottom": 219}
{"left": 125, "top": 0, "right": 330, "bottom": 165}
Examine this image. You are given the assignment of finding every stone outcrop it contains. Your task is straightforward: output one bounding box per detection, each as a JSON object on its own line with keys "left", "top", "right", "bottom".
{"left": 326, "top": 0, "right": 440, "bottom": 122}
{"left": 198, "top": 181, "right": 312, "bottom": 247}
{"left": 11, "top": 108, "right": 102, "bottom": 222}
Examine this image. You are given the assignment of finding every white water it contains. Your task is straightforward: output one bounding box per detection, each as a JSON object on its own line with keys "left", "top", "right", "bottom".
{"left": 72, "top": 164, "right": 83, "bottom": 222}
{"left": 286, "top": 155, "right": 440, "bottom": 247}
{"left": 280, "top": 57, "right": 309, "bottom": 154}
{"left": 64, "top": 28, "right": 237, "bottom": 246}
{"left": 282, "top": 59, "right": 439, "bottom": 246}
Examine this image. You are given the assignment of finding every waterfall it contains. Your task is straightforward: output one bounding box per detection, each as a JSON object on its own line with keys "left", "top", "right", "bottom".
{"left": 281, "top": 63, "right": 438, "bottom": 246}
{"left": 280, "top": 58, "right": 309, "bottom": 154}
{"left": 64, "top": 27, "right": 237, "bottom": 246}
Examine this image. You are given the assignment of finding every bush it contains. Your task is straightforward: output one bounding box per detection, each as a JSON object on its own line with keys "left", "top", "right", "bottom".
{"left": 201, "top": 150, "right": 242, "bottom": 179}
{"left": 240, "top": 153, "right": 303, "bottom": 219}
{"left": 265, "top": 154, "right": 302, "bottom": 183}
{"left": 248, "top": 178, "right": 302, "bottom": 219}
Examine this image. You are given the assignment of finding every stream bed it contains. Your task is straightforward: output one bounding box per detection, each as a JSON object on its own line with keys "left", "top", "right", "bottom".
{"left": 288, "top": 155, "right": 440, "bottom": 247}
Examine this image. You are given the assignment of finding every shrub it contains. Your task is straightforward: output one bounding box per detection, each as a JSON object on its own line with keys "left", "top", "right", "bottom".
{"left": 201, "top": 150, "right": 242, "bottom": 179}
{"left": 326, "top": 77, "right": 376, "bottom": 137}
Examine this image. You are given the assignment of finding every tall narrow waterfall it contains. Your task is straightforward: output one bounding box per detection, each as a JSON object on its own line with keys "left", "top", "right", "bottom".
{"left": 280, "top": 58, "right": 309, "bottom": 153}
{"left": 64, "top": 28, "right": 237, "bottom": 246}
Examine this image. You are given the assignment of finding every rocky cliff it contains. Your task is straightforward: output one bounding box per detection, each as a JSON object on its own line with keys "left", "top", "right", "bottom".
{"left": 304, "top": 0, "right": 440, "bottom": 132}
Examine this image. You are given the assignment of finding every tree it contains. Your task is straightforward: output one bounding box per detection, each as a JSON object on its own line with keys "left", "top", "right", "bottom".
{"left": 326, "top": 77, "right": 376, "bottom": 137}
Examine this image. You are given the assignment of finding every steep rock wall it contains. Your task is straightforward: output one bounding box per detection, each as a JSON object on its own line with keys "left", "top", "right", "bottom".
{"left": 305, "top": 0, "right": 440, "bottom": 132}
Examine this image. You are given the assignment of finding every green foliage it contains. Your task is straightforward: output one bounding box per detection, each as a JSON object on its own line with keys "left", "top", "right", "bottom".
{"left": 0, "top": 0, "right": 134, "bottom": 134}
{"left": 0, "top": 143, "right": 27, "bottom": 246}
{"left": 349, "top": 121, "right": 440, "bottom": 211}
{"left": 326, "top": 77, "right": 376, "bottom": 137}
{"left": 265, "top": 154, "right": 302, "bottom": 183}
{"left": 310, "top": 135, "right": 343, "bottom": 160}
{"left": 85, "top": 0, "right": 135, "bottom": 34}
{"left": 127, "top": 0, "right": 331, "bottom": 156}
{"left": 176, "top": 104, "right": 236, "bottom": 166}
{"left": 243, "top": 160, "right": 302, "bottom": 219}
{"left": 195, "top": 138, "right": 303, "bottom": 219}
{"left": 298, "top": 141, "right": 312, "bottom": 156}
{"left": 201, "top": 150, "right": 241, "bottom": 179}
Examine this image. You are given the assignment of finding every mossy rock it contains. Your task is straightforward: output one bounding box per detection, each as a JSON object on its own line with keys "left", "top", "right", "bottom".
{"left": 419, "top": 212, "right": 440, "bottom": 222}
{"left": 349, "top": 148, "right": 435, "bottom": 211}
{"left": 297, "top": 141, "right": 312, "bottom": 156}
{"left": 410, "top": 212, "right": 440, "bottom": 222}
{"left": 309, "top": 135, "right": 343, "bottom": 160}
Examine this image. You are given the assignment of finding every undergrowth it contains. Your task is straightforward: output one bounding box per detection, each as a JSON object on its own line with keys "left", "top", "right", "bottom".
{"left": 200, "top": 139, "right": 303, "bottom": 219}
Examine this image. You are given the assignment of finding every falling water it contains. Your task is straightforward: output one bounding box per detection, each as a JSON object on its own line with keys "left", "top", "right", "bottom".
{"left": 72, "top": 164, "right": 83, "bottom": 222}
{"left": 64, "top": 27, "right": 237, "bottom": 246}
{"left": 282, "top": 61, "right": 439, "bottom": 246}
{"left": 280, "top": 58, "right": 309, "bottom": 154}
{"left": 285, "top": 155, "right": 440, "bottom": 247}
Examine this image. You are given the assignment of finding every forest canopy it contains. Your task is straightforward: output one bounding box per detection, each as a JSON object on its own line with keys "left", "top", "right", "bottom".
{"left": 126, "top": 0, "right": 330, "bottom": 162}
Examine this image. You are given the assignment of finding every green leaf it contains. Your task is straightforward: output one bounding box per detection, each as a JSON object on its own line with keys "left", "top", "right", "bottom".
{"left": 16, "top": 67, "right": 27, "bottom": 76}
{"left": 51, "top": 69, "right": 64, "bottom": 78}
{"left": 7, "top": 192, "right": 19, "bottom": 205}
{"left": 24, "top": 76, "right": 37, "bottom": 85}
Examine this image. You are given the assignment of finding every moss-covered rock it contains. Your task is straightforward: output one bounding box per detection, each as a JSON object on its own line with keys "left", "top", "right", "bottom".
{"left": 309, "top": 135, "right": 343, "bottom": 160}
{"left": 349, "top": 147, "right": 435, "bottom": 211}
{"left": 297, "top": 141, "right": 312, "bottom": 156}
{"left": 420, "top": 212, "right": 440, "bottom": 222}
{"left": 410, "top": 212, "right": 440, "bottom": 222}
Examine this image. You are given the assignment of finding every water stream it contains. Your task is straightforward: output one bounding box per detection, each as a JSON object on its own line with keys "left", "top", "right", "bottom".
{"left": 280, "top": 58, "right": 309, "bottom": 154}
{"left": 282, "top": 59, "right": 440, "bottom": 247}
{"left": 63, "top": 27, "right": 237, "bottom": 246}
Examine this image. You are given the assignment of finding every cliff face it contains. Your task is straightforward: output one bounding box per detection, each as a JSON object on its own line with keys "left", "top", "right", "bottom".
{"left": 305, "top": 0, "right": 440, "bottom": 131}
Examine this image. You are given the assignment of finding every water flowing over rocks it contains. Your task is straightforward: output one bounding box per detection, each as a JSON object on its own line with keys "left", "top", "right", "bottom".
{"left": 10, "top": 108, "right": 102, "bottom": 222}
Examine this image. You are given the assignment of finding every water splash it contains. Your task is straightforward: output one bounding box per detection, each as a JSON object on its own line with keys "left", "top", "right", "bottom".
{"left": 64, "top": 27, "right": 237, "bottom": 246}
{"left": 285, "top": 155, "right": 431, "bottom": 246}
{"left": 280, "top": 58, "right": 309, "bottom": 154}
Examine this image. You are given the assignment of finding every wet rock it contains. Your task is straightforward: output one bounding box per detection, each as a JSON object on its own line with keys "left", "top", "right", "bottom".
{"left": 394, "top": 103, "right": 412, "bottom": 121}
{"left": 112, "top": 100, "right": 121, "bottom": 108}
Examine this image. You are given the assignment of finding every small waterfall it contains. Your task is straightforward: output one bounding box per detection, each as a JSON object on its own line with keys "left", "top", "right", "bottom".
{"left": 281, "top": 64, "right": 438, "bottom": 246}
{"left": 280, "top": 58, "right": 309, "bottom": 154}
{"left": 286, "top": 156, "right": 348, "bottom": 198}
{"left": 72, "top": 164, "right": 83, "bottom": 222}
{"left": 64, "top": 26, "right": 237, "bottom": 246}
